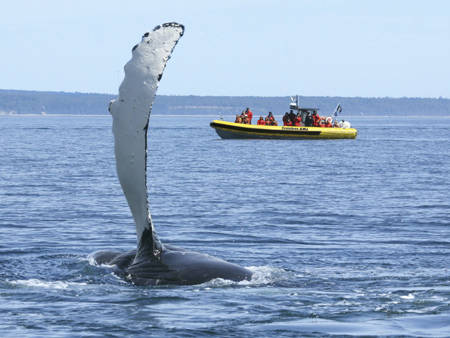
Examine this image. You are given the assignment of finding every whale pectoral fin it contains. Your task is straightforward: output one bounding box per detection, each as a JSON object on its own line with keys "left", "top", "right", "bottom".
{"left": 110, "top": 23, "right": 184, "bottom": 251}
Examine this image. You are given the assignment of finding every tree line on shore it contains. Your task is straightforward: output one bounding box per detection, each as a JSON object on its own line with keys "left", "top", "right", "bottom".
{"left": 0, "top": 89, "right": 448, "bottom": 116}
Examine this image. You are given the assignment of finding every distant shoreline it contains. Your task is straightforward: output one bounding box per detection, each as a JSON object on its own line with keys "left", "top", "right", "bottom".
{"left": 2, "top": 114, "right": 450, "bottom": 119}
{"left": 1, "top": 89, "right": 449, "bottom": 116}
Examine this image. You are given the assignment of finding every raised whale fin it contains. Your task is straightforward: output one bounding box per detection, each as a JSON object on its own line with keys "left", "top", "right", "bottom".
{"left": 109, "top": 23, "right": 184, "bottom": 257}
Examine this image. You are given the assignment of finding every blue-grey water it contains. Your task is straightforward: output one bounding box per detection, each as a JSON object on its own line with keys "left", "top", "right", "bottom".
{"left": 0, "top": 113, "right": 449, "bottom": 337}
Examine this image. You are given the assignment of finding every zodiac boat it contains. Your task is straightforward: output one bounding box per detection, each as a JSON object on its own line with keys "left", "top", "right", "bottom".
{"left": 210, "top": 96, "right": 357, "bottom": 140}
{"left": 210, "top": 120, "right": 357, "bottom": 139}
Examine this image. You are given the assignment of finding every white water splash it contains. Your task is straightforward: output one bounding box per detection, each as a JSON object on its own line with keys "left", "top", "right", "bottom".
{"left": 9, "top": 279, "right": 87, "bottom": 290}
{"left": 205, "top": 266, "right": 291, "bottom": 287}
{"left": 400, "top": 293, "right": 415, "bottom": 300}
{"left": 86, "top": 254, "right": 116, "bottom": 268}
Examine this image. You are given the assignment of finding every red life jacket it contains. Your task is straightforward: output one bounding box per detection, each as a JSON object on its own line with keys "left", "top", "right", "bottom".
{"left": 247, "top": 110, "right": 253, "bottom": 124}
{"left": 257, "top": 119, "right": 265, "bottom": 125}
{"left": 312, "top": 114, "right": 321, "bottom": 127}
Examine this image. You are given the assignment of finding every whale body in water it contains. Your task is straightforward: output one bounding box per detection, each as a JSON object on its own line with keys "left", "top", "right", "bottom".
{"left": 92, "top": 23, "right": 252, "bottom": 285}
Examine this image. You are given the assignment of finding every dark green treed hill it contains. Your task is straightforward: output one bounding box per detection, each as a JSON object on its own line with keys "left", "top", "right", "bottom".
{"left": 0, "top": 89, "right": 449, "bottom": 116}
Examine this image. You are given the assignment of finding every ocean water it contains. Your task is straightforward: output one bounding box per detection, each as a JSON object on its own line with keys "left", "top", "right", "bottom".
{"left": 0, "top": 113, "right": 449, "bottom": 337}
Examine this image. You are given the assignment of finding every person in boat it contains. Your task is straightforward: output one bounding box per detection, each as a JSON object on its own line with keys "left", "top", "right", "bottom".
{"left": 312, "top": 111, "right": 321, "bottom": 127}
{"left": 333, "top": 120, "right": 340, "bottom": 128}
{"left": 282, "top": 112, "right": 289, "bottom": 126}
{"left": 257, "top": 116, "right": 265, "bottom": 125}
{"left": 235, "top": 114, "right": 242, "bottom": 124}
{"left": 319, "top": 118, "right": 327, "bottom": 128}
{"left": 241, "top": 111, "right": 248, "bottom": 123}
{"left": 294, "top": 113, "right": 302, "bottom": 126}
{"left": 325, "top": 117, "right": 333, "bottom": 128}
{"left": 285, "top": 118, "right": 293, "bottom": 126}
{"left": 289, "top": 110, "right": 296, "bottom": 124}
{"left": 265, "top": 116, "right": 278, "bottom": 126}
{"left": 245, "top": 108, "right": 253, "bottom": 124}
{"left": 239, "top": 110, "right": 251, "bottom": 124}
{"left": 304, "top": 112, "right": 313, "bottom": 127}
{"left": 265, "top": 112, "right": 276, "bottom": 125}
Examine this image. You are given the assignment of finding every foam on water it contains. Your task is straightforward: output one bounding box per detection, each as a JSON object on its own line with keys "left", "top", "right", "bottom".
{"left": 243, "top": 265, "right": 292, "bottom": 285}
{"left": 204, "top": 266, "right": 291, "bottom": 287}
{"left": 251, "top": 314, "right": 450, "bottom": 337}
{"left": 86, "top": 253, "right": 116, "bottom": 268}
{"left": 9, "top": 279, "right": 87, "bottom": 290}
{"left": 400, "top": 293, "right": 415, "bottom": 300}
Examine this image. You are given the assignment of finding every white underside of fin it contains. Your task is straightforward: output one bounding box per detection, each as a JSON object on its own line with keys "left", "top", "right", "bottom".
{"left": 109, "top": 23, "right": 184, "bottom": 245}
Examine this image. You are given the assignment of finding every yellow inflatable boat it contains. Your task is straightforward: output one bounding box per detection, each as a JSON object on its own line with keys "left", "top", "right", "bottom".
{"left": 210, "top": 96, "right": 357, "bottom": 140}
{"left": 210, "top": 120, "right": 357, "bottom": 139}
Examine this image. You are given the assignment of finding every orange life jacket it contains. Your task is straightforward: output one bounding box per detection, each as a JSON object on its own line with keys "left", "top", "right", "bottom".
{"left": 312, "top": 114, "right": 321, "bottom": 127}
{"left": 247, "top": 110, "right": 253, "bottom": 123}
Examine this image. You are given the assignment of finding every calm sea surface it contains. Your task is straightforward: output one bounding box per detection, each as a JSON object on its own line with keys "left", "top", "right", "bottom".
{"left": 0, "top": 114, "right": 449, "bottom": 337}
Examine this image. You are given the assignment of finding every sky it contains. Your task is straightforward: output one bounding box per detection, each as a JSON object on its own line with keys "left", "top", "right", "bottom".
{"left": 1, "top": 0, "right": 449, "bottom": 98}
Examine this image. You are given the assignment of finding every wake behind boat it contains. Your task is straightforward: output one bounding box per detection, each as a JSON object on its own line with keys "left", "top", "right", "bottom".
{"left": 210, "top": 96, "right": 358, "bottom": 140}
